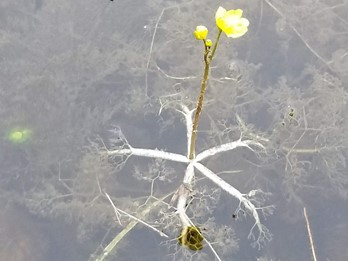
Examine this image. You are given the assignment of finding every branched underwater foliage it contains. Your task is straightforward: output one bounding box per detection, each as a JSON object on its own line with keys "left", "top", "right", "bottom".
{"left": 2, "top": 1, "right": 348, "bottom": 260}
{"left": 91, "top": 6, "right": 274, "bottom": 261}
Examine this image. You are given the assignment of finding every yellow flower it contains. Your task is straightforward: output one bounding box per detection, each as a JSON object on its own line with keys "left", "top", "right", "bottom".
{"left": 215, "top": 7, "right": 249, "bottom": 38}
{"left": 194, "top": 25, "right": 208, "bottom": 40}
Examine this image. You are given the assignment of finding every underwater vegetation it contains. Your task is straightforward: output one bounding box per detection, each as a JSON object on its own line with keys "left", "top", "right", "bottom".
{"left": 1, "top": 0, "right": 347, "bottom": 260}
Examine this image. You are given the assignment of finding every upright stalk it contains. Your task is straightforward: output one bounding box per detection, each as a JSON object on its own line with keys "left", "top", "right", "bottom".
{"left": 188, "top": 29, "right": 222, "bottom": 160}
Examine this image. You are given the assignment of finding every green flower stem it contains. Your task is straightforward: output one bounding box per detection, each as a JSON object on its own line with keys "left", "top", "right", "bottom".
{"left": 210, "top": 29, "right": 222, "bottom": 60}
{"left": 188, "top": 29, "right": 222, "bottom": 160}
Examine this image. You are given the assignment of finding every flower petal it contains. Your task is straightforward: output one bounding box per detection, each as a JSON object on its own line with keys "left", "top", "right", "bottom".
{"left": 215, "top": 6, "right": 226, "bottom": 20}
{"left": 225, "top": 9, "right": 243, "bottom": 19}
{"left": 215, "top": 7, "right": 249, "bottom": 38}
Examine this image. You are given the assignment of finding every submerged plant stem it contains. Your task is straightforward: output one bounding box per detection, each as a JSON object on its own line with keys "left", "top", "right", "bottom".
{"left": 93, "top": 193, "right": 172, "bottom": 261}
{"left": 304, "top": 207, "right": 318, "bottom": 261}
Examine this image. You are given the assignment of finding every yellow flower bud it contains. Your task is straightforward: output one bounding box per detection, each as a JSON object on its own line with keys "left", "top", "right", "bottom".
{"left": 205, "top": 39, "right": 212, "bottom": 47}
{"left": 194, "top": 25, "right": 208, "bottom": 40}
{"left": 215, "top": 6, "right": 249, "bottom": 38}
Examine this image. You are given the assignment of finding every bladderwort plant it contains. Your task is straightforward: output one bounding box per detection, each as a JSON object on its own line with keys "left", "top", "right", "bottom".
{"left": 94, "top": 6, "right": 273, "bottom": 261}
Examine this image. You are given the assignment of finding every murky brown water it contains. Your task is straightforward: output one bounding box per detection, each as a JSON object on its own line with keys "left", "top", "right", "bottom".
{"left": 0, "top": 203, "right": 49, "bottom": 261}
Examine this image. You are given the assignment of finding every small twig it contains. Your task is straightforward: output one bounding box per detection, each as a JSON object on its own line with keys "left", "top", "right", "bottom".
{"left": 93, "top": 193, "right": 172, "bottom": 261}
{"left": 105, "top": 192, "right": 168, "bottom": 238}
{"left": 303, "top": 207, "right": 318, "bottom": 261}
{"left": 104, "top": 192, "right": 122, "bottom": 226}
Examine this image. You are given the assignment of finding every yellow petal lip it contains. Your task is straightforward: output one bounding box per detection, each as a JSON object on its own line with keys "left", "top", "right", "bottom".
{"left": 226, "top": 9, "right": 243, "bottom": 19}
{"left": 215, "top": 6, "right": 249, "bottom": 38}
{"left": 194, "top": 25, "right": 208, "bottom": 40}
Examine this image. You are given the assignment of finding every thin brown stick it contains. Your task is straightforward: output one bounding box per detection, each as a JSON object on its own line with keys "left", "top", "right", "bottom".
{"left": 303, "top": 207, "right": 318, "bottom": 261}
